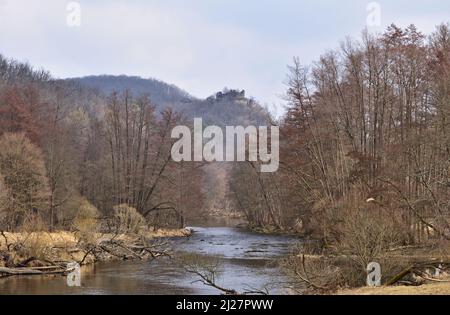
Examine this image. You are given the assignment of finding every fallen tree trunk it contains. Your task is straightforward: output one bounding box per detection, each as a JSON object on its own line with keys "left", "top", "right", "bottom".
{"left": 1, "top": 232, "right": 173, "bottom": 279}
{"left": 0, "top": 266, "right": 69, "bottom": 277}
{"left": 0, "top": 265, "right": 71, "bottom": 278}
{"left": 0, "top": 267, "right": 43, "bottom": 276}
{"left": 386, "top": 266, "right": 414, "bottom": 286}
{"left": 386, "top": 262, "right": 449, "bottom": 286}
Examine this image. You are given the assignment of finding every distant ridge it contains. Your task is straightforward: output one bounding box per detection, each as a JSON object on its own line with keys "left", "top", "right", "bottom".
{"left": 65, "top": 75, "right": 194, "bottom": 108}
{"left": 67, "top": 75, "right": 271, "bottom": 126}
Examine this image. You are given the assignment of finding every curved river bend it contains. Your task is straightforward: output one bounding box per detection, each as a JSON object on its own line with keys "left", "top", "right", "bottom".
{"left": 0, "top": 227, "right": 300, "bottom": 295}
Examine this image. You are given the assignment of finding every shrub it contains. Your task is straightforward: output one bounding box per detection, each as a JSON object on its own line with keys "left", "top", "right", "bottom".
{"left": 0, "top": 174, "right": 8, "bottom": 228}
{"left": 0, "top": 133, "right": 50, "bottom": 230}
{"left": 19, "top": 232, "right": 48, "bottom": 261}
{"left": 283, "top": 185, "right": 405, "bottom": 292}
{"left": 334, "top": 192, "right": 402, "bottom": 272}
{"left": 71, "top": 198, "right": 100, "bottom": 244}
{"left": 73, "top": 198, "right": 100, "bottom": 233}
{"left": 20, "top": 211, "right": 46, "bottom": 232}
{"left": 281, "top": 244, "right": 344, "bottom": 293}
{"left": 111, "top": 204, "right": 146, "bottom": 234}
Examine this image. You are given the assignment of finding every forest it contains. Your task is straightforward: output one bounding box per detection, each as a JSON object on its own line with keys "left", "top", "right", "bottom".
{"left": 230, "top": 23, "right": 450, "bottom": 291}
{"left": 0, "top": 59, "right": 208, "bottom": 232}
{"left": 233, "top": 24, "right": 449, "bottom": 237}
{"left": 0, "top": 23, "right": 449, "bottom": 292}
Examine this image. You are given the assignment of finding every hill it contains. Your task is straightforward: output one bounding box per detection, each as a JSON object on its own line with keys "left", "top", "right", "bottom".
{"left": 66, "top": 75, "right": 271, "bottom": 126}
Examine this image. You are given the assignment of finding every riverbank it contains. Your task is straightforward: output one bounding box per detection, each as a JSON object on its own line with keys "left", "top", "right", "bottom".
{"left": 338, "top": 281, "right": 450, "bottom": 295}
{"left": 248, "top": 225, "right": 306, "bottom": 237}
{"left": 282, "top": 241, "right": 450, "bottom": 295}
{"left": 0, "top": 228, "right": 192, "bottom": 276}
{"left": 0, "top": 226, "right": 297, "bottom": 294}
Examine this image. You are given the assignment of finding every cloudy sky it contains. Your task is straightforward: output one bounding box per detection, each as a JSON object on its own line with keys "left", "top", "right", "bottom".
{"left": 0, "top": 0, "right": 449, "bottom": 115}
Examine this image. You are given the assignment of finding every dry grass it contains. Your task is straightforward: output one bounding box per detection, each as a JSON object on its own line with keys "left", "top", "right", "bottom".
{"left": 0, "top": 231, "right": 78, "bottom": 249}
{"left": 1, "top": 228, "right": 191, "bottom": 267}
{"left": 148, "top": 228, "right": 192, "bottom": 237}
{"left": 338, "top": 281, "right": 450, "bottom": 295}
{"left": 0, "top": 228, "right": 191, "bottom": 249}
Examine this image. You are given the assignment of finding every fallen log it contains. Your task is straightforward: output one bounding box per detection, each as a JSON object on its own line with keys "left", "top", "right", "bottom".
{"left": 0, "top": 265, "right": 69, "bottom": 278}
{"left": 1, "top": 232, "right": 174, "bottom": 279}
{"left": 386, "top": 266, "right": 414, "bottom": 286}
{"left": 386, "top": 262, "right": 449, "bottom": 286}
{"left": 99, "top": 245, "right": 126, "bottom": 260}
{"left": 108, "top": 241, "right": 144, "bottom": 260}
{"left": 0, "top": 267, "right": 43, "bottom": 276}
{"left": 25, "top": 266, "right": 65, "bottom": 271}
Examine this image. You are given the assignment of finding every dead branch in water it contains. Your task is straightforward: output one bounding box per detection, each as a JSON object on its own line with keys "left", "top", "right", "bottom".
{"left": 179, "top": 253, "right": 268, "bottom": 295}
{"left": 0, "top": 265, "right": 68, "bottom": 278}
{"left": 92, "top": 237, "right": 172, "bottom": 261}
{"left": 386, "top": 262, "right": 450, "bottom": 286}
{"left": 0, "top": 232, "right": 172, "bottom": 278}
{"left": 188, "top": 269, "right": 239, "bottom": 295}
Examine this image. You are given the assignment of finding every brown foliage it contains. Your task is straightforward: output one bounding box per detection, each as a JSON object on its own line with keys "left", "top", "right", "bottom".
{"left": 0, "top": 86, "right": 44, "bottom": 143}
{"left": 0, "top": 133, "right": 50, "bottom": 230}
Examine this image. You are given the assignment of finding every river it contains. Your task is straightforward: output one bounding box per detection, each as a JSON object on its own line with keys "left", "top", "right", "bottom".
{"left": 0, "top": 226, "right": 300, "bottom": 295}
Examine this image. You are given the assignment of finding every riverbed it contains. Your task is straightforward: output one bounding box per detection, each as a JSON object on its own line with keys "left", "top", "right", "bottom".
{"left": 0, "top": 226, "right": 300, "bottom": 295}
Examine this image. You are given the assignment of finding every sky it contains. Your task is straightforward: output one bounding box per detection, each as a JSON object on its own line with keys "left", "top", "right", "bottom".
{"left": 0, "top": 0, "right": 449, "bottom": 116}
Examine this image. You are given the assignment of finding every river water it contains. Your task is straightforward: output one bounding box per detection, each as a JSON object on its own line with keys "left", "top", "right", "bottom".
{"left": 0, "top": 226, "right": 300, "bottom": 295}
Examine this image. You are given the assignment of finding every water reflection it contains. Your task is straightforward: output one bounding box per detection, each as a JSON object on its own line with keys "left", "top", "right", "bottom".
{"left": 0, "top": 227, "right": 300, "bottom": 295}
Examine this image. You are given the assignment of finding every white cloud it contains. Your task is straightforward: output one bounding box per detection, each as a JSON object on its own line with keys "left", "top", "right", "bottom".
{"left": 0, "top": 0, "right": 297, "bottom": 110}
{"left": 0, "top": 0, "right": 448, "bottom": 117}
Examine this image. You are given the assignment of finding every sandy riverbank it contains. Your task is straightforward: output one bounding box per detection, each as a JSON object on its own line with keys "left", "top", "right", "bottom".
{"left": 337, "top": 281, "right": 450, "bottom": 295}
